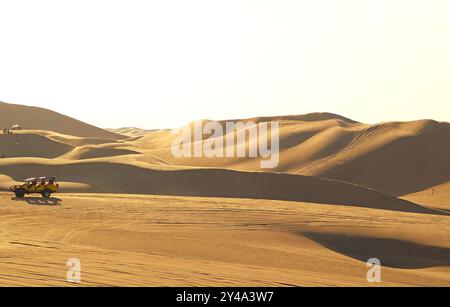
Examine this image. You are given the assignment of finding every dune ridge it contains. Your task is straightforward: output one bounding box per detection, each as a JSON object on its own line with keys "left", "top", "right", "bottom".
{"left": 1, "top": 105, "right": 448, "bottom": 209}
{"left": 0, "top": 159, "right": 442, "bottom": 215}
{"left": 126, "top": 118, "right": 450, "bottom": 196}
{"left": 0, "top": 101, "right": 124, "bottom": 140}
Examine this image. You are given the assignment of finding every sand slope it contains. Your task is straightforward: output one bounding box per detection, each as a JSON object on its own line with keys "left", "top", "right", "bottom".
{"left": 0, "top": 193, "right": 449, "bottom": 286}
{"left": 1, "top": 110, "right": 448, "bottom": 212}
{"left": 0, "top": 106, "right": 449, "bottom": 286}
{"left": 0, "top": 132, "right": 73, "bottom": 158}
{"left": 403, "top": 181, "right": 450, "bottom": 212}
{"left": 107, "top": 127, "right": 157, "bottom": 137}
{"left": 0, "top": 159, "right": 440, "bottom": 215}
{"left": 3, "top": 107, "right": 447, "bottom": 197}
{"left": 128, "top": 117, "right": 450, "bottom": 196}
{"left": 0, "top": 101, "right": 123, "bottom": 140}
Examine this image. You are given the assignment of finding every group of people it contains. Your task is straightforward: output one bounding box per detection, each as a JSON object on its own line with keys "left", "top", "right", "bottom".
{"left": 27, "top": 178, "right": 56, "bottom": 189}
{"left": 2, "top": 128, "right": 18, "bottom": 158}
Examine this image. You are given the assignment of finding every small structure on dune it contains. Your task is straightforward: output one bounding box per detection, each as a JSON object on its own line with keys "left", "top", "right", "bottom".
{"left": 11, "top": 124, "right": 22, "bottom": 130}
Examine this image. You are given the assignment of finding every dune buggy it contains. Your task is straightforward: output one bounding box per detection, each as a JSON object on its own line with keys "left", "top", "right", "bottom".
{"left": 10, "top": 176, "right": 59, "bottom": 198}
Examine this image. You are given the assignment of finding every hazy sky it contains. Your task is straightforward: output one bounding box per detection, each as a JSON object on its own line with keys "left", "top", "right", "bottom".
{"left": 1, "top": 0, "right": 449, "bottom": 129}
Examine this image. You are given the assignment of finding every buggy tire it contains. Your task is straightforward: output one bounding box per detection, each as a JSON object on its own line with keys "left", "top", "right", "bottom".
{"left": 15, "top": 189, "right": 26, "bottom": 198}
{"left": 42, "top": 190, "right": 52, "bottom": 198}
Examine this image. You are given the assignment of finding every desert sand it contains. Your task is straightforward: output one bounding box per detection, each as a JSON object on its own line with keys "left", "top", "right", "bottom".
{"left": 0, "top": 101, "right": 449, "bottom": 286}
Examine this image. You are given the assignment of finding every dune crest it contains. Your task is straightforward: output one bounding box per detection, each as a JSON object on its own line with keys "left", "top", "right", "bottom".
{"left": 0, "top": 159, "right": 443, "bottom": 215}
{"left": 127, "top": 118, "right": 450, "bottom": 196}
{"left": 0, "top": 101, "right": 124, "bottom": 140}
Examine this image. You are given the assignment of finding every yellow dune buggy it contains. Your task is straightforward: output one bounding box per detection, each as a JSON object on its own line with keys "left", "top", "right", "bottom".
{"left": 10, "top": 176, "right": 59, "bottom": 198}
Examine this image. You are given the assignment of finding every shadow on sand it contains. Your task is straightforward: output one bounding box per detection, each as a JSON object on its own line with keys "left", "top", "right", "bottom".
{"left": 302, "top": 232, "right": 450, "bottom": 269}
{"left": 11, "top": 197, "right": 62, "bottom": 206}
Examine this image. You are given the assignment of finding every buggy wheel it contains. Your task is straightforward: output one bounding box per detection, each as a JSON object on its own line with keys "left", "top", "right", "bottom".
{"left": 42, "top": 189, "right": 52, "bottom": 198}
{"left": 15, "top": 189, "right": 26, "bottom": 198}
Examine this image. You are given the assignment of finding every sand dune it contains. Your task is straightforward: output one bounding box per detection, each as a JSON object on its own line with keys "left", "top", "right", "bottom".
{"left": 0, "top": 174, "right": 16, "bottom": 190}
{"left": 1, "top": 110, "right": 448, "bottom": 214}
{"left": 403, "top": 181, "right": 450, "bottom": 212}
{"left": 129, "top": 117, "right": 450, "bottom": 196}
{"left": 0, "top": 129, "right": 128, "bottom": 159}
{"left": 0, "top": 101, "right": 123, "bottom": 140}
{"left": 303, "top": 232, "right": 450, "bottom": 269}
{"left": 217, "top": 112, "right": 359, "bottom": 125}
{"left": 0, "top": 132, "right": 73, "bottom": 158}
{"left": 1, "top": 193, "right": 449, "bottom": 286}
{"left": 60, "top": 144, "right": 140, "bottom": 160}
{"left": 7, "top": 130, "right": 122, "bottom": 147}
{"left": 107, "top": 127, "right": 157, "bottom": 137}
{"left": 0, "top": 159, "right": 441, "bottom": 215}
{"left": 0, "top": 104, "right": 449, "bottom": 286}
{"left": 313, "top": 120, "right": 450, "bottom": 196}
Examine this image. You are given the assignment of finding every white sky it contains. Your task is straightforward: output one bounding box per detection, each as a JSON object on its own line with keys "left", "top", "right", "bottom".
{"left": 1, "top": 0, "right": 450, "bottom": 129}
